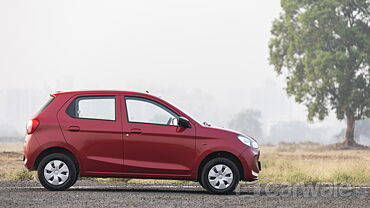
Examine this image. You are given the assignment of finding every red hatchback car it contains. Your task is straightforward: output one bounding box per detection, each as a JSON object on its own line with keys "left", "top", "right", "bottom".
{"left": 24, "top": 90, "right": 260, "bottom": 194}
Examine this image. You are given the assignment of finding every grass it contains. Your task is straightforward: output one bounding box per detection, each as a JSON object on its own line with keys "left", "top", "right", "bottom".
{"left": 5, "top": 168, "right": 35, "bottom": 181}
{"left": 0, "top": 142, "right": 24, "bottom": 152}
{"left": 1, "top": 141, "right": 369, "bottom": 186}
{"left": 258, "top": 142, "right": 370, "bottom": 185}
{"left": 0, "top": 142, "right": 27, "bottom": 180}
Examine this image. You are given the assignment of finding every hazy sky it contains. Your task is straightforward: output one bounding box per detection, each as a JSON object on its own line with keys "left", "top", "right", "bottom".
{"left": 1, "top": 1, "right": 280, "bottom": 87}
{"left": 0, "top": 1, "right": 352, "bottom": 143}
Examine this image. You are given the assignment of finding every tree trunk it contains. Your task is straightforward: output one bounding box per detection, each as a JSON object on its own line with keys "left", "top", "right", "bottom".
{"left": 343, "top": 114, "right": 357, "bottom": 147}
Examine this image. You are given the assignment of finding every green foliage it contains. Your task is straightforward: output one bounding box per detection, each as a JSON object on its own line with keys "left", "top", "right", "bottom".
{"left": 269, "top": 0, "right": 370, "bottom": 122}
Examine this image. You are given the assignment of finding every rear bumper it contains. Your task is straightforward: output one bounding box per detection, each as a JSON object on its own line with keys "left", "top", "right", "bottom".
{"left": 239, "top": 148, "right": 260, "bottom": 181}
{"left": 23, "top": 134, "right": 39, "bottom": 170}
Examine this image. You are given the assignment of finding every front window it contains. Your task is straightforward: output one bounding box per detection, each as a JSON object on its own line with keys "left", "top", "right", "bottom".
{"left": 125, "top": 97, "right": 178, "bottom": 126}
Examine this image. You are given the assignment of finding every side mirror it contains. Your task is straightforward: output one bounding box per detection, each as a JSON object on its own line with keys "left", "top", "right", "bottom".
{"left": 178, "top": 116, "right": 191, "bottom": 128}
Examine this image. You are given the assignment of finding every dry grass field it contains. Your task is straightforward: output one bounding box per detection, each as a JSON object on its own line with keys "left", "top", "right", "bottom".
{"left": 1, "top": 142, "right": 369, "bottom": 186}
{"left": 258, "top": 142, "right": 370, "bottom": 186}
{"left": 0, "top": 142, "right": 34, "bottom": 180}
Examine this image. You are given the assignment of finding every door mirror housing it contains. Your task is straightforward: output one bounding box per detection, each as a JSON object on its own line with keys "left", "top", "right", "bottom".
{"left": 178, "top": 116, "right": 191, "bottom": 128}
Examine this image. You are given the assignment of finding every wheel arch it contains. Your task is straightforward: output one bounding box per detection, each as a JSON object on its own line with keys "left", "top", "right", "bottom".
{"left": 197, "top": 151, "right": 244, "bottom": 181}
{"left": 34, "top": 146, "right": 80, "bottom": 174}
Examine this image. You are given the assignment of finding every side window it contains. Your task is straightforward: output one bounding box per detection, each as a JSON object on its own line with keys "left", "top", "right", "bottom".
{"left": 66, "top": 96, "right": 116, "bottom": 121}
{"left": 125, "top": 97, "right": 178, "bottom": 126}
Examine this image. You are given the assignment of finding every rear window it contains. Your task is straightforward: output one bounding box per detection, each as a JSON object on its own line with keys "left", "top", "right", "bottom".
{"left": 66, "top": 96, "right": 116, "bottom": 121}
{"left": 36, "top": 97, "right": 55, "bottom": 114}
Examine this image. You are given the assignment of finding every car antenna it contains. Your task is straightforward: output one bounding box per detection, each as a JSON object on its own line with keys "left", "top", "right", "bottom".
{"left": 146, "top": 90, "right": 149, "bottom": 93}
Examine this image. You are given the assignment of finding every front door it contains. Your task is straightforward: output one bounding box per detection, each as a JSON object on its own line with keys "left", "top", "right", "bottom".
{"left": 122, "top": 96, "right": 196, "bottom": 177}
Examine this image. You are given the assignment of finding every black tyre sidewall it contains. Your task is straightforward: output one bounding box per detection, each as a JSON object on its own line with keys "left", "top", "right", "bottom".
{"left": 38, "top": 153, "right": 77, "bottom": 191}
{"left": 199, "top": 179, "right": 205, "bottom": 189}
{"left": 201, "top": 158, "right": 240, "bottom": 195}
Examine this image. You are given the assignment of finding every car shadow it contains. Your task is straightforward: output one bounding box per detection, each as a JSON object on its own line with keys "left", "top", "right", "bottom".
{"left": 66, "top": 187, "right": 258, "bottom": 196}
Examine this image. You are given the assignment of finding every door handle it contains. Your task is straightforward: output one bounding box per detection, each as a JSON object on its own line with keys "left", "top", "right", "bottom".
{"left": 68, "top": 126, "right": 80, "bottom": 132}
{"left": 130, "top": 128, "right": 142, "bottom": 134}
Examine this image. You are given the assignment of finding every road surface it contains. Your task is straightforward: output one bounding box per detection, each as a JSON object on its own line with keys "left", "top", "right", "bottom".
{"left": 0, "top": 180, "right": 369, "bottom": 207}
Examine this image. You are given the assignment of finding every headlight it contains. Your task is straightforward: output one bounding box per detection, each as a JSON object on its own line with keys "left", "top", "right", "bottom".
{"left": 237, "top": 135, "right": 259, "bottom": 148}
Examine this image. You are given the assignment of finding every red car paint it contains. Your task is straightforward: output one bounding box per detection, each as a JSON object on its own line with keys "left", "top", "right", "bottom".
{"left": 24, "top": 90, "right": 260, "bottom": 182}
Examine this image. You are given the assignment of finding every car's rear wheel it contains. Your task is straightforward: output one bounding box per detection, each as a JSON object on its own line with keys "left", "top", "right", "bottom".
{"left": 200, "top": 158, "right": 240, "bottom": 194}
{"left": 38, "top": 153, "right": 77, "bottom": 191}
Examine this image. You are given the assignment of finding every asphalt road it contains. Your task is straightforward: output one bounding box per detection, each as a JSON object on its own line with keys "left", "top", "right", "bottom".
{"left": 0, "top": 180, "right": 369, "bottom": 208}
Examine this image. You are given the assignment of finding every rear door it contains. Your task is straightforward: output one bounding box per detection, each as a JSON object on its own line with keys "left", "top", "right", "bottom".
{"left": 58, "top": 94, "right": 123, "bottom": 173}
{"left": 121, "top": 95, "right": 196, "bottom": 177}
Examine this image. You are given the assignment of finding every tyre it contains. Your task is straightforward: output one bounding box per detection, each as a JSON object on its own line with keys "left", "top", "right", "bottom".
{"left": 200, "top": 158, "right": 240, "bottom": 195}
{"left": 199, "top": 179, "right": 205, "bottom": 189}
{"left": 37, "top": 153, "right": 77, "bottom": 191}
{"left": 71, "top": 172, "right": 79, "bottom": 187}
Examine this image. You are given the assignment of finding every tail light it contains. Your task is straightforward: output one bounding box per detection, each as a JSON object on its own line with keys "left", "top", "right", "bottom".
{"left": 26, "top": 119, "right": 39, "bottom": 134}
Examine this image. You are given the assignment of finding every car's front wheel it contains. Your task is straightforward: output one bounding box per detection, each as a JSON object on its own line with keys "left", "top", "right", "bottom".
{"left": 37, "top": 153, "right": 77, "bottom": 191}
{"left": 200, "top": 158, "right": 240, "bottom": 194}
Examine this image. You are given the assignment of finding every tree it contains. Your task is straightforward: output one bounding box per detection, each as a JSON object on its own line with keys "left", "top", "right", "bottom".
{"left": 334, "top": 118, "right": 369, "bottom": 144}
{"left": 269, "top": 0, "right": 370, "bottom": 147}
{"left": 229, "top": 109, "right": 263, "bottom": 139}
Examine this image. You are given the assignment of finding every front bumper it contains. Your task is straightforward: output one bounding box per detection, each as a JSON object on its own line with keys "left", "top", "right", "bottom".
{"left": 258, "top": 161, "right": 261, "bottom": 171}
{"left": 251, "top": 161, "right": 261, "bottom": 177}
{"left": 239, "top": 147, "right": 260, "bottom": 181}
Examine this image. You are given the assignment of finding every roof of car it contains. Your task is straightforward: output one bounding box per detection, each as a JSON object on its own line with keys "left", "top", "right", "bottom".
{"left": 52, "top": 90, "right": 151, "bottom": 97}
